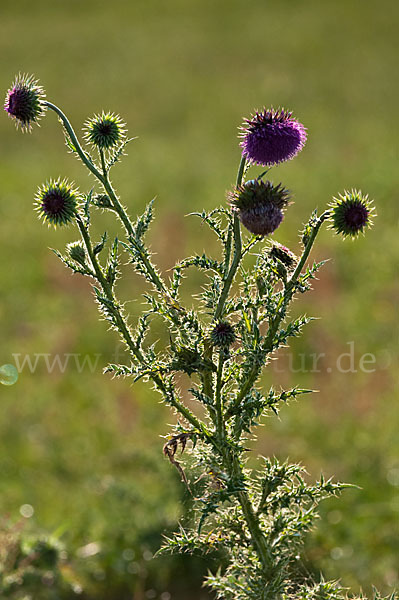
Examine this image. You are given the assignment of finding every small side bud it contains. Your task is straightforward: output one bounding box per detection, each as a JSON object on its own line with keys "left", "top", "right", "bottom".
{"left": 93, "top": 194, "right": 112, "bottom": 209}
{"left": 67, "top": 242, "right": 87, "bottom": 266}
{"left": 211, "top": 321, "right": 236, "bottom": 348}
{"left": 270, "top": 243, "right": 297, "bottom": 271}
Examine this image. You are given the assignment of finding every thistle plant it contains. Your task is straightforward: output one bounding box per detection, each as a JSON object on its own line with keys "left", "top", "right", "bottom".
{"left": 5, "top": 75, "right": 389, "bottom": 600}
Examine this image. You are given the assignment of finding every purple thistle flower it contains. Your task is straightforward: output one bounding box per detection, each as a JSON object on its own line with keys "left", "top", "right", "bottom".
{"left": 329, "top": 190, "right": 375, "bottom": 238}
{"left": 35, "top": 179, "right": 79, "bottom": 227}
{"left": 240, "top": 108, "right": 307, "bottom": 166}
{"left": 4, "top": 74, "right": 45, "bottom": 132}
{"left": 229, "top": 179, "right": 290, "bottom": 236}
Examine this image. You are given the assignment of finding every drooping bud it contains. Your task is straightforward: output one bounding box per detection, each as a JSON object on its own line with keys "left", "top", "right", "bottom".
{"left": 84, "top": 112, "right": 126, "bottom": 151}
{"left": 4, "top": 74, "right": 46, "bottom": 132}
{"left": 329, "top": 190, "right": 375, "bottom": 238}
{"left": 228, "top": 179, "right": 290, "bottom": 236}
{"left": 270, "top": 243, "right": 297, "bottom": 271}
{"left": 35, "top": 179, "right": 79, "bottom": 227}
{"left": 240, "top": 107, "right": 307, "bottom": 166}
{"left": 211, "top": 321, "right": 236, "bottom": 348}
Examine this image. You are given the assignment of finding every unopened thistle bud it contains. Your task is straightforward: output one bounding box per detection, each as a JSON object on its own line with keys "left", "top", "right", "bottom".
{"left": 229, "top": 179, "right": 290, "bottom": 236}
{"left": 93, "top": 194, "right": 112, "bottom": 209}
{"left": 84, "top": 112, "right": 126, "bottom": 151}
{"left": 240, "top": 108, "right": 307, "bottom": 166}
{"left": 67, "top": 242, "right": 86, "bottom": 266}
{"left": 270, "top": 243, "right": 297, "bottom": 271}
{"left": 211, "top": 321, "right": 236, "bottom": 348}
{"left": 329, "top": 190, "right": 375, "bottom": 238}
{"left": 35, "top": 179, "right": 79, "bottom": 227}
{"left": 4, "top": 74, "right": 46, "bottom": 132}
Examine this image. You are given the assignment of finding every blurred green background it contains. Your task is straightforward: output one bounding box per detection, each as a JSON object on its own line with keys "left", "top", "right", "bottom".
{"left": 0, "top": 0, "right": 398, "bottom": 597}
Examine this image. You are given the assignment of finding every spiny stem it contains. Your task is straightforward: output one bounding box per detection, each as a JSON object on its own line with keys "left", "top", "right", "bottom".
{"left": 214, "top": 155, "right": 246, "bottom": 320}
{"left": 44, "top": 101, "right": 104, "bottom": 181}
{"left": 76, "top": 216, "right": 206, "bottom": 436}
{"left": 98, "top": 149, "right": 168, "bottom": 295}
{"left": 230, "top": 210, "right": 330, "bottom": 419}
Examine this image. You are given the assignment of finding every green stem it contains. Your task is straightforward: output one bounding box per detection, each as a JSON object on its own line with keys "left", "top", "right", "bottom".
{"left": 76, "top": 217, "right": 206, "bottom": 436}
{"left": 215, "top": 351, "right": 226, "bottom": 438}
{"left": 214, "top": 156, "right": 246, "bottom": 320}
{"left": 44, "top": 101, "right": 104, "bottom": 182}
{"left": 230, "top": 456, "right": 273, "bottom": 574}
{"left": 98, "top": 150, "right": 167, "bottom": 295}
{"left": 230, "top": 210, "right": 329, "bottom": 417}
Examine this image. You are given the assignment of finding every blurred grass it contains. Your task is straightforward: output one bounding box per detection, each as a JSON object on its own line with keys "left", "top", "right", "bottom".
{"left": 0, "top": 0, "right": 398, "bottom": 597}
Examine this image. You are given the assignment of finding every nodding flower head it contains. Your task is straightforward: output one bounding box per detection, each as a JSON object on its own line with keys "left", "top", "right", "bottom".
{"left": 329, "top": 190, "right": 375, "bottom": 238}
{"left": 240, "top": 108, "right": 307, "bottom": 166}
{"left": 84, "top": 112, "right": 126, "bottom": 151}
{"left": 229, "top": 179, "right": 290, "bottom": 236}
{"left": 270, "top": 242, "right": 297, "bottom": 271}
{"left": 35, "top": 179, "right": 79, "bottom": 227}
{"left": 4, "top": 74, "right": 46, "bottom": 131}
{"left": 211, "top": 321, "right": 236, "bottom": 348}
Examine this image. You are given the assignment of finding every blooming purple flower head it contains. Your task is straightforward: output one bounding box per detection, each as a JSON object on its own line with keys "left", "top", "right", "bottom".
{"left": 4, "top": 74, "right": 45, "bottom": 131}
{"left": 240, "top": 108, "right": 307, "bottom": 166}
{"left": 35, "top": 179, "right": 79, "bottom": 227}
{"left": 329, "top": 189, "right": 375, "bottom": 238}
{"left": 229, "top": 179, "right": 290, "bottom": 236}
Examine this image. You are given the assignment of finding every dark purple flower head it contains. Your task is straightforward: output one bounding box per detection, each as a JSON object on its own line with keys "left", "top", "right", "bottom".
{"left": 35, "top": 179, "right": 79, "bottom": 227}
{"left": 229, "top": 179, "right": 290, "bottom": 236}
{"left": 240, "top": 108, "right": 307, "bottom": 166}
{"left": 211, "top": 321, "right": 236, "bottom": 348}
{"left": 4, "top": 74, "right": 45, "bottom": 131}
{"left": 329, "top": 190, "right": 375, "bottom": 238}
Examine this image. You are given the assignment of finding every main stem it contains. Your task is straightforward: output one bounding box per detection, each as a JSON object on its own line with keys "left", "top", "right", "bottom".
{"left": 214, "top": 155, "right": 246, "bottom": 320}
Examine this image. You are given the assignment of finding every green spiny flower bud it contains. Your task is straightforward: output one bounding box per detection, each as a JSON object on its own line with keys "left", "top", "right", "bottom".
{"left": 34, "top": 178, "right": 79, "bottom": 227}
{"left": 211, "top": 321, "right": 236, "bottom": 348}
{"left": 93, "top": 194, "right": 112, "bottom": 208}
{"left": 84, "top": 112, "right": 126, "bottom": 151}
{"left": 67, "top": 242, "right": 87, "bottom": 266}
{"left": 329, "top": 189, "right": 375, "bottom": 238}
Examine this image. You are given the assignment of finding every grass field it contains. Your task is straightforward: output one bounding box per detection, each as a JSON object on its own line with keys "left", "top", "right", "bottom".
{"left": 1, "top": 0, "right": 398, "bottom": 597}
